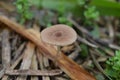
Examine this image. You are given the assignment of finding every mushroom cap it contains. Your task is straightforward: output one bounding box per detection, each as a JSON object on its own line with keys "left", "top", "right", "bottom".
{"left": 41, "top": 24, "right": 77, "bottom": 46}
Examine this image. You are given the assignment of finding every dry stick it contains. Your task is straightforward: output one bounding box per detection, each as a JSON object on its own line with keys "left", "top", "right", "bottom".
{"left": 30, "top": 22, "right": 39, "bottom": 80}
{"left": 12, "top": 42, "right": 26, "bottom": 64}
{"left": 37, "top": 48, "right": 63, "bottom": 79}
{"left": 1, "top": 29, "right": 11, "bottom": 68}
{"left": 31, "top": 22, "right": 40, "bottom": 80}
{"left": 61, "top": 45, "right": 74, "bottom": 53}
{"left": 77, "top": 35, "right": 98, "bottom": 48}
{"left": 16, "top": 42, "right": 35, "bottom": 80}
{"left": 11, "top": 34, "right": 20, "bottom": 51}
{"left": 0, "top": 65, "right": 5, "bottom": 79}
{"left": 68, "top": 47, "right": 79, "bottom": 60}
{"left": 68, "top": 41, "right": 80, "bottom": 59}
{"left": 1, "top": 29, "right": 11, "bottom": 79}
{"left": 108, "top": 44, "right": 120, "bottom": 50}
{"left": 36, "top": 49, "right": 50, "bottom": 80}
{"left": 0, "top": 1, "right": 15, "bottom": 12}
{"left": 87, "top": 37, "right": 114, "bottom": 56}
{"left": 43, "top": 56, "right": 51, "bottom": 80}
{"left": 41, "top": 25, "right": 51, "bottom": 80}
{"left": 30, "top": 53, "right": 39, "bottom": 80}
{"left": 0, "top": 16, "right": 96, "bottom": 80}
{"left": 5, "top": 69, "right": 62, "bottom": 76}
{"left": 2, "top": 48, "right": 24, "bottom": 80}
{"left": 31, "top": 24, "right": 50, "bottom": 80}
{"left": 106, "top": 18, "right": 114, "bottom": 41}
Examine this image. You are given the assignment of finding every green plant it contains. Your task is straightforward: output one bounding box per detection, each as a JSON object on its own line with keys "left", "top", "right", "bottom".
{"left": 105, "top": 50, "right": 120, "bottom": 80}
{"left": 41, "top": 0, "right": 97, "bottom": 26}
{"left": 58, "top": 16, "right": 72, "bottom": 26}
{"left": 80, "top": 44, "right": 88, "bottom": 58}
{"left": 77, "top": 0, "right": 86, "bottom": 6}
{"left": 29, "top": 0, "right": 120, "bottom": 17}
{"left": 84, "top": 6, "right": 99, "bottom": 21}
{"left": 84, "top": 6, "right": 100, "bottom": 25}
{"left": 27, "top": 0, "right": 120, "bottom": 27}
{"left": 15, "top": 0, "right": 33, "bottom": 24}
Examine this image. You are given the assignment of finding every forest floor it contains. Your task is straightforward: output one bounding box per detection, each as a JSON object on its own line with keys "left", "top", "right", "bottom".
{"left": 0, "top": 0, "right": 120, "bottom": 80}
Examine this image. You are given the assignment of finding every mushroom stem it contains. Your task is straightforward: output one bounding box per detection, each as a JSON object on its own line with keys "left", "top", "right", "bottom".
{"left": 54, "top": 46, "right": 61, "bottom": 66}
{"left": 57, "top": 46, "right": 61, "bottom": 55}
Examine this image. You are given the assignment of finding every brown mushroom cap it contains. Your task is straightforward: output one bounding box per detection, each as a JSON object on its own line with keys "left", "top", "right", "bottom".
{"left": 41, "top": 24, "right": 77, "bottom": 46}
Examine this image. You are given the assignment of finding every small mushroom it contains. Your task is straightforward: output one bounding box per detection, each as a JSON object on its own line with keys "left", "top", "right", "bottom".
{"left": 41, "top": 24, "right": 77, "bottom": 55}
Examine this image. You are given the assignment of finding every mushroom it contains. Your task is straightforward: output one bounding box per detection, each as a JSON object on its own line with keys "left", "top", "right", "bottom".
{"left": 41, "top": 24, "right": 77, "bottom": 55}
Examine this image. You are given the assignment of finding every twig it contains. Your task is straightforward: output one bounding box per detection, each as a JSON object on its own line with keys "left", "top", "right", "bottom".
{"left": 11, "top": 34, "right": 19, "bottom": 51}
{"left": 5, "top": 69, "right": 62, "bottom": 76}
{"left": 2, "top": 48, "right": 24, "bottom": 80}
{"left": 108, "top": 44, "right": 120, "bottom": 50}
{"left": 30, "top": 22, "right": 39, "bottom": 80}
{"left": 36, "top": 49, "right": 50, "bottom": 80}
{"left": 16, "top": 42, "right": 35, "bottom": 80}
{"left": 0, "top": 65, "right": 5, "bottom": 79}
{"left": 77, "top": 35, "right": 98, "bottom": 48}
{"left": 0, "top": 1, "right": 15, "bottom": 12}
{"left": 87, "top": 37, "right": 114, "bottom": 56}
{"left": 30, "top": 53, "right": 38, "bottom": 80}
{"left": 68, "top": 42, "right": 80, "bottom": 60}
{"left": 1, "top": 29, "right": 11, "bottom": 68}
{"left": 12, "top": 42, "right": 26, "bottom": 64}
{"left": 43, "top": 56, "right": 51, "bottom": 80}
{"left": 106, "top": 17, "right": 114, "bottom": 41}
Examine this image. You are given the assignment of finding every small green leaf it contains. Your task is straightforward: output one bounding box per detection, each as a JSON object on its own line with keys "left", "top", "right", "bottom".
{"left": 77, "top": 0, "right": 85, "bottom": 6}
{"left": 84, "top": 6, "right": 100, "bottom": 20}
{"left": 17, "top": 4, "right": 22, "bottom": 10}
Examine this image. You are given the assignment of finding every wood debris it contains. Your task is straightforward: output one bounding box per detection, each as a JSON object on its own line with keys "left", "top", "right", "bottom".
{"left": 0, "top": 16, "right": 96, "bottom": 80}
